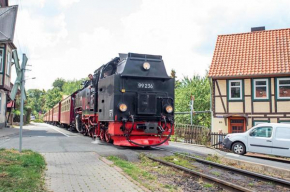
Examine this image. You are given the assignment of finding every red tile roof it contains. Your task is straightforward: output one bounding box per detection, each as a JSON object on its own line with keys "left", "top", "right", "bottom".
{"left": 208, "top": 28, "right": 290, "bottom": 78}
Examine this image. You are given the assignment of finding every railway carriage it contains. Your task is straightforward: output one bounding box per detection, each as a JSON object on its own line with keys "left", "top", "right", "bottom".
{"left": 48, "top": 109, "right": 53, "bottom": 123}
{"left": 52, "top": 103, "right": 61, "bottom": 125}
{"left": 60, "top": 92, "right": 77, "bottom": 128}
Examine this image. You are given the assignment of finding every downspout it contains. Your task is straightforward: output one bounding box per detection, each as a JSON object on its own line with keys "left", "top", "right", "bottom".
{"left": 209, "top": 77, "right": 213, "bottom": 132}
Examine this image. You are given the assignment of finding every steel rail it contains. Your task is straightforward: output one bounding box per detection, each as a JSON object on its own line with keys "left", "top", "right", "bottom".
{"left": 148, "top": 156, "right": 253, "bottom": 192}
{"left": 153, "top": 147, "right": 290, "bottom": 188}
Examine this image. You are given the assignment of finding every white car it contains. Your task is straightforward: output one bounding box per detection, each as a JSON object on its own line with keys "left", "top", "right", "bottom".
{"left": 223, "top": 123, "right": 290, "bottom": 158}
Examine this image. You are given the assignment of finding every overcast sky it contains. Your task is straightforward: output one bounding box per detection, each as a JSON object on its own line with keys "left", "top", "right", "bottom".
{"left": 9, "top": 0, "right": 290, "bottom": 90}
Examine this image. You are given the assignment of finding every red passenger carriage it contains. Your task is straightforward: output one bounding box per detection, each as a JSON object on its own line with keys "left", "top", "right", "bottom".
{"left": 52, "top": 103, "right": 61, "bottom": 125}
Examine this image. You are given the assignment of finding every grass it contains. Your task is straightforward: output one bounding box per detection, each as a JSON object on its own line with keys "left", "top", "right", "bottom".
{"left": 248, "top": 182, "right": 254, "bottom": 187}
{"left": 108, "top": 154, "right": 186, "bottom": 191}
{"left": 203, "top": 183, "right": 213, "bottom": 188}
{"left": 107, "top": 155, "right": 157, "bottom": 190}
{"left": 211, "top": 171, "right": 221, "bottom": 177}
{"left": 163, "top": 155, "right": 196, "bottom": 169}
{"left": 0, "top": 149, "right": 46, "bottom": 192}
{"left": 205, "top": 154, "right": 221, "bottom": 164}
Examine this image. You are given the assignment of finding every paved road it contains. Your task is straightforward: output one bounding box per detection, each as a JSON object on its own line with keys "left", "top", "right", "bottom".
{"left": 0, "top": 123, "right": 143, "bottom": 161}
{"left": 1, "top": 123, "right": 145, "bottom": 192}
{"left": 2, "top": 123, "right": 290, "bottom": 170}
{"left": 1, "top": 123, "right": 290, "bottom": 188}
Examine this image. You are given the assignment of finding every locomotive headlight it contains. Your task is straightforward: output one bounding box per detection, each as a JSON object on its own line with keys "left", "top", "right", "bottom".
{"left": 143, "top": 62, "right": 150, "bottom": 70}
{"left": 119, "top": 103, "right": 127, "bottom": 112}
{"left": 165, "top": 105, "right": 173, "bottom": 113}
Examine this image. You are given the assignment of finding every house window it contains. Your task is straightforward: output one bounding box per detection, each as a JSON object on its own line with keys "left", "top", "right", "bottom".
{"left": 253, "top": 79, "right": 269, "bottom": 100}
{"left": 0, "top": 48, "right": 4, "bottom": 73}
{"left": 228, "top": 80, "right": 243, "bottom": 100}
{"left": 277, "top": 78, "right": 290, "bottom": 99}
{"left": 6, "top": 52, "right": 11, "bottom": 75}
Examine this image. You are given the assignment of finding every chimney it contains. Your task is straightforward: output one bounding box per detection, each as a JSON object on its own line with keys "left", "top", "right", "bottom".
{"left": 251, "top": 26, "right": 265, "bottom": 32}
{"left": 0, "top": 0, "right": 8, "bottom": 7}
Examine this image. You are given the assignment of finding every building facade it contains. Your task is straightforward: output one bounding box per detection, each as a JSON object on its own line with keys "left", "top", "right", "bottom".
{"left": 0, "top": 3, "right": 18, "bottom": 128}
{"left": 209, "top": 28, "right": 290, "bottom": 133}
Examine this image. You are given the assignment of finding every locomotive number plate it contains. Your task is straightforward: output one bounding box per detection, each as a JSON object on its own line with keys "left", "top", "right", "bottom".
{"left": 137, "top": 83, "right": 154, "bottom": 89}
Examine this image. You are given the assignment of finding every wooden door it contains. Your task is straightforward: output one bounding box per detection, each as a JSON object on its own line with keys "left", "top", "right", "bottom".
{"left": 228, "top": 117, "right": 246, "bottom": 133}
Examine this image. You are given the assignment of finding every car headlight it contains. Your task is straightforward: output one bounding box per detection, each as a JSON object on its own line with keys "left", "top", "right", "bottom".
{"left": 165, "top": 105, "right": 173, "bottom": 113}
{"left": 119, "top": 103, "right": 127, "bottom": 112}
{"left": 143, "top": 62, "right": 150, "bottom": 70}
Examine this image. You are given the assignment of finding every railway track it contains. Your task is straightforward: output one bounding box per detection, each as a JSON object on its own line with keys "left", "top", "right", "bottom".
{"left": 148, "top": 147, "right": 290, "bottom": 192}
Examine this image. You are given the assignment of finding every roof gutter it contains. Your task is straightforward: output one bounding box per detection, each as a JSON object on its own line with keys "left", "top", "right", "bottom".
{"left": 209, "top": 72, "right": 290, "bottom": 79}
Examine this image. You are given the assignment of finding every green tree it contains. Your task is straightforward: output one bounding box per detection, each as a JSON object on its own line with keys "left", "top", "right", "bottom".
{"left": 45, "top": 88, "right": 62, "bottom": 109}
{"left": 52, "top": 78, "right": 65, "bottom": 91}
{"left": 26, "top": 89, "right": 46, "bottom": 114}
{"left": 175, "top": 75, "right": 211, "bottom": 127}
{"left": 62, "top": 78, "right": 85, "bottom": 95}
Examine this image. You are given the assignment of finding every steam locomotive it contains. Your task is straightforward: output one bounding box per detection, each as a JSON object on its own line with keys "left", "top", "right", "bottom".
{"left": 43, "top": 53, "right": 174, "bottom": 147}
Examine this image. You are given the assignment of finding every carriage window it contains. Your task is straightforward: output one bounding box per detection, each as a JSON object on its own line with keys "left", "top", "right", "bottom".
{"left": 253, "top": 79, "right": 269, "bottom": 100}
{"left": 250, "top": 127, "right": 272, "bottom": 138}
{"left": 277, "top": 78, "right": 290, "bottom": 99}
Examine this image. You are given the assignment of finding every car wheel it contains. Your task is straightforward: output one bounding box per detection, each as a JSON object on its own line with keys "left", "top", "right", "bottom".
{"left": 232, "top": 142, "right": 246, "bottom": 155}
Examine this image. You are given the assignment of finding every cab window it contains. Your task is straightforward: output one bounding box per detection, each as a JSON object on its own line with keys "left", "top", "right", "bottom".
{"left": 249, "top": 127, "right": 272, "bottom": 138}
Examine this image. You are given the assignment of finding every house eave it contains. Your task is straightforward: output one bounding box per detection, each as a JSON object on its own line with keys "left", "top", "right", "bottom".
{"left": 208, "top": 72, "right": 290, "bottom": 79}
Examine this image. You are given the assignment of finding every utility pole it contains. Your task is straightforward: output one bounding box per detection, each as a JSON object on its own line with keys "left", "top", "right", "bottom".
{"left": 190, "top": 95, "right": 194, "bottom": 125}
{"left": 18, "top": 53, "right": 28, "bottom": 153}
{"left": 19, "top": 63, "right": 25, "bottom": 152}
{"left": 10, "top": 51, "right": 28, "bottom": 153}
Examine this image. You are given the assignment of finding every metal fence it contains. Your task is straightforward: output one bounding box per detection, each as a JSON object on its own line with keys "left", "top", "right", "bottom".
{"left": 210, "top": 132, "right": 227, "bottom": 149}
{"left": 173, "top": 123, "right": 227, "bottom": 149}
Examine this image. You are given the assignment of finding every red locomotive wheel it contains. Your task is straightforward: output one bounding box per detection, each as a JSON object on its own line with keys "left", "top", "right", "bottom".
{"left": 99, "top": 129, "right": 106, "bottom": 141}
{"left": 105, "top": 130, "right": 112, "bottom": 143}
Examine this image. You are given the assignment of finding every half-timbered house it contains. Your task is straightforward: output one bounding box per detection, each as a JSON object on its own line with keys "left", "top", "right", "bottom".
{"left": 209, "top": 27, "right": 290, "bottom": 133}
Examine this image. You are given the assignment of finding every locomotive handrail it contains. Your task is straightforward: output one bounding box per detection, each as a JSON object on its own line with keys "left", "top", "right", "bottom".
{"left": 120, "top": 74, "right": 171, "bottom": 79}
